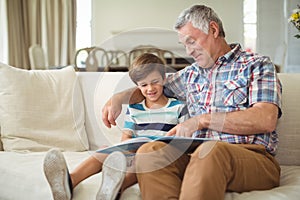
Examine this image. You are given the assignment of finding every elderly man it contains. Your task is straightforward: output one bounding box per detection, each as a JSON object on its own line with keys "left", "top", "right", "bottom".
{"left": 102, "top": 5, "right": 282, "bottom": 200}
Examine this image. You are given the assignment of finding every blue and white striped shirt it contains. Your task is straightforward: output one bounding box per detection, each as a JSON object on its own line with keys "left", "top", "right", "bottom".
{"left": 123, "top": 98, "right": 188, "bottom": 137}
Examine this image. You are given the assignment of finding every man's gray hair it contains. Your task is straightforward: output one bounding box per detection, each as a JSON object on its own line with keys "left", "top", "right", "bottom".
{"left": 174, "top": 5, "right": 225, "bottom": 37}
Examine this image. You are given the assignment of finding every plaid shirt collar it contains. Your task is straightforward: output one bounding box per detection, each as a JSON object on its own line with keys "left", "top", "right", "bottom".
{"left": 191, "top": 43, "right": 243, "bottom": 70}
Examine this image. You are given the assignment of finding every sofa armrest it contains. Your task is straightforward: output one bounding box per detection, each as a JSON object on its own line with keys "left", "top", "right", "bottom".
{"left": 0, "top": 126, "right": 3, "bottom": 151}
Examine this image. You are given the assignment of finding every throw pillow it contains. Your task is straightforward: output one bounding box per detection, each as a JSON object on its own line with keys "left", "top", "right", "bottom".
{"left": 0, "top": 63, "right": 89, "bottom": 152}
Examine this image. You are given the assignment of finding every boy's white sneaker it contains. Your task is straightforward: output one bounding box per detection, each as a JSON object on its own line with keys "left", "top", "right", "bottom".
{"left": 43, "top": 148, "right": 72, "bottom": 200}
{"left": 96, "top": 151, "right": 127, "bottom": 200}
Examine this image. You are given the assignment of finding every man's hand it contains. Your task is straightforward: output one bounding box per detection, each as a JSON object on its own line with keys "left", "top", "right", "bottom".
{"left": 166, "top": 115, "right": 205, "bottom": 137}
{"left": 101, "top": 97, "right": 122, "bottom": 128}
{"left": 166, "top": 102, "right": 279, "bottom": 137}
{"left": 101, "top": 87, "right": 144, "bottom": 128}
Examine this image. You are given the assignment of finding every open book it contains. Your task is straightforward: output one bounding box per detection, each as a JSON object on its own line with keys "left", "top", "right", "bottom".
{"left": 96, "top": 136, "right": 212, "bottom": 155}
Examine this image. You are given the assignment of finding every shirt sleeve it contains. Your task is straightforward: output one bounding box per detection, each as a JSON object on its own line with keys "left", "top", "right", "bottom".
{"left": 123, "top": 106, "right": 136, "bottom": 132}
{"left": 164, "top": 69, "right": 187, "bottom": 101}
{"left": 178, "top": 103, "right": 189, "bottom": 123}
{"left": 249, "top": 56, "right": 282, "bottom": 117}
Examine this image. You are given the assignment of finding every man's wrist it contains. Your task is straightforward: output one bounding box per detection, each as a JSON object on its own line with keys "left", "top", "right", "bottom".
{"left": 198, "top": 114, "right": 210, "bottom": 130}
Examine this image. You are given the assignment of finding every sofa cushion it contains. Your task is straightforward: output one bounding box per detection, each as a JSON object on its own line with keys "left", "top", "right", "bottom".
{"left": 0, "top": 151, "right": 299, "bottom": 200}
{"left": 0, "top": 63, "right": 89, "bottom": 152}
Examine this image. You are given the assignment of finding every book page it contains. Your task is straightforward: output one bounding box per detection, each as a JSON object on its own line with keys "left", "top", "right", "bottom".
{"left": 96, "top": 137, "right": 152, "bottom": 154}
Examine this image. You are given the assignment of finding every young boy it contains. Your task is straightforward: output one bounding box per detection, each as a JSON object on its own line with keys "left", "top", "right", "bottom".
{"left": 43, "top": 53, "right": 188, "bottom": 200}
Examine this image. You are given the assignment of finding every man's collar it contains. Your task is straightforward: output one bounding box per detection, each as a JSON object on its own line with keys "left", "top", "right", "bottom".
{"left": 217, "top": 43, "right": 242, "bottom": 63}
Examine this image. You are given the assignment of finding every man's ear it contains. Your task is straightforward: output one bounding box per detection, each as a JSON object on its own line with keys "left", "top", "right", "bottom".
{"left": 209, "top": 21, "right": 219, "bottom": 38}
{"left": 162, "top": 75, "right": 167, "bottom": 85}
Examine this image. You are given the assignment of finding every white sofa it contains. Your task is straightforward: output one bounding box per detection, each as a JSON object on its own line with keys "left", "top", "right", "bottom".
{"left": 0, "top": 64, "right": 300, "bottom": 200}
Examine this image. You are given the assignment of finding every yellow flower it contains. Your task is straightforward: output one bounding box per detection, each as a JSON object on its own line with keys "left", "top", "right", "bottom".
{"left": 289, "top": 5, "right": 300, "bottom": 38}
{"left": 291, "top": 13, "right": 299, "bottom": 21}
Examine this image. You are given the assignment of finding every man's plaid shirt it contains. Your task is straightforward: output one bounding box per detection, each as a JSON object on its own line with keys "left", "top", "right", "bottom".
{"left": 165, "top": 44, "right": 282, "bottom": 155}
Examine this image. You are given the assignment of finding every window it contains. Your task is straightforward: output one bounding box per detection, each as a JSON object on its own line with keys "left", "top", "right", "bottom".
{"left": 0, "top": 0, "right": 8, "bottom": 63}
{"left": 76, "top": 0, "right": 91, "bottom": 50}
{"left": 243, "top": 0, "right": 257, "bottom": 52}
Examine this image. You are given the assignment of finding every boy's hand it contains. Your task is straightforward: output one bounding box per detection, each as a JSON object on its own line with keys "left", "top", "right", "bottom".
{"left": 102, "top": 87, "right": 142, "bottom": 128}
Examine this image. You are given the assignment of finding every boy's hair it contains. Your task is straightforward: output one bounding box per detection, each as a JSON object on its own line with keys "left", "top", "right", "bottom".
{"left": 129, "top": 53, "right": 166, "bottom": 85}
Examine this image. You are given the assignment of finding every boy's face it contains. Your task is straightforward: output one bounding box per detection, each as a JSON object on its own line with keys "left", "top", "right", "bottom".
{"left": 136, "top": 70, "right": 165, "bottom": 104}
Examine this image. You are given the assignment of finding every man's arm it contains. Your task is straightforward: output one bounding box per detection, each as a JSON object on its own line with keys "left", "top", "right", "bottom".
{"left": 167, "top": 102, "right": 279, "bottom": 137}
{"left": 102, "top": 87, "right": 144, "bottom": 128}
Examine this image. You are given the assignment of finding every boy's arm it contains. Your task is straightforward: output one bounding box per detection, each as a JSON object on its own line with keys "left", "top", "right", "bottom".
{"left": 102, "top": 87, "right": 144, "bottom": 128}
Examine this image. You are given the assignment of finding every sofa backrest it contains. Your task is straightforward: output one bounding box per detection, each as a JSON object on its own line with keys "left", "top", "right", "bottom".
{"left": 275, "top": 73, "right": 300, "bottom": 165}
{"left": 77, "top": 72, "right": 135, "bottom": 150}
{"left": 78, "top": 72, "right": 300, "bottom": 166}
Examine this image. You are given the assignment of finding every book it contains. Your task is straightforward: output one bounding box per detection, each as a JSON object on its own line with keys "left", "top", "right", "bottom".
{"left": 96, "top": 136, "right": 212, "bottom": 155}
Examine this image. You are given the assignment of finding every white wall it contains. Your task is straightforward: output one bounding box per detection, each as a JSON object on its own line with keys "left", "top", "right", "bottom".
{"left": 91, "top": 0, "right": 243, "bottom": 56}
{"left": 257, "top": 0, "right": 286, "bottom": 70}
{"left": 91, "top": 0, "right": 300, "bottom": 72}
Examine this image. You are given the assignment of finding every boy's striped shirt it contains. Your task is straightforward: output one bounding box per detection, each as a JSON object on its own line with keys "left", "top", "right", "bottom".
{"left": 123, "top": 98, "right": 188, "bottom": 137}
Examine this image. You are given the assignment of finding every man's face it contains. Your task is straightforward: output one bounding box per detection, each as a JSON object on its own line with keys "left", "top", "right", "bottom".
{"left": 178, "top": 22, "right": 215, "bottom": 68}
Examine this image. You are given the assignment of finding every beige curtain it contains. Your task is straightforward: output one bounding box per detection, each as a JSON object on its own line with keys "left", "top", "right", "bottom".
{"left": 7, "top": 0, "right": 76, "bottom": 69}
